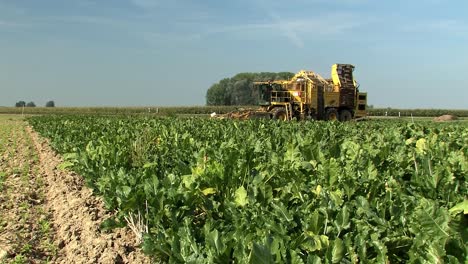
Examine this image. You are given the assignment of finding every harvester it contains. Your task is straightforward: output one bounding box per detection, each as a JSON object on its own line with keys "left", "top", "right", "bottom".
{"left": 220, "top": 64, "right": 367, "bottom": 121}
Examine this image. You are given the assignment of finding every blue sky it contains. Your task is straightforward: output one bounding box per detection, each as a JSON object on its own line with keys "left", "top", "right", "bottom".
{"left": 1, "top": 0, "right": 467, "bottom": 108}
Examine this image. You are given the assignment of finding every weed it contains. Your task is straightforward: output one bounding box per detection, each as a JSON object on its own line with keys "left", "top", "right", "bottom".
{"left": 0, "top": 171, "right": 5, "bottom": 191}
{"left": 39, "top": 219, "right": 50, "bottom": 234}
{"left": 12, "top": 254, "right": 27, "bottom": 264}
{"left": 20, "top": 243, "right": 32, "bottom": 254}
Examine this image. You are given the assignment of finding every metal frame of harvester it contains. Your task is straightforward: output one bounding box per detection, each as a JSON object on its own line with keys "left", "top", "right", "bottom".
{"left": 254, "top": 64, "right": 367, "bottom": 121}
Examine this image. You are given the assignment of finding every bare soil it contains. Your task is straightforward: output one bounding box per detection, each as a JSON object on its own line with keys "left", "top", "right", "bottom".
{"left": 433, "top": 114, "right": 458, "bottom": 122}
{"left": 0, "top": 118, "right": 152, "bottom": 263}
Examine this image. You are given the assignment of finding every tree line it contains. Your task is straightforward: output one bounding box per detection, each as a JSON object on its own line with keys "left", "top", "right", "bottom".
{"left": 206, "top": 72, "right": 294, "bottom": 105}
{"left": 15, "top": 101, "right": 55, "bottom": 107}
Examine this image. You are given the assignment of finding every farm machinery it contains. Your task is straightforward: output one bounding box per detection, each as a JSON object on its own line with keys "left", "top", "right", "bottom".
{"left": 220, "top": 64, "right": 367, "bottom": 121}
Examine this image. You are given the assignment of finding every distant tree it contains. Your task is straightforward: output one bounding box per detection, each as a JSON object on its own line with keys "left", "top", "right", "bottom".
{"left": 206, "top": 72, "right": 294, "bottom": 105}
{"left": 15, "top": 101, "right": 26, "bottom": 107}
{"left": 45, "top": 100, "right": 55, "bottom": 107}
{"left": 26, "top": 101, "right": 36, "bottom": 107}
{"left": 206, "top": 82, "right": 229, "bottom": 106}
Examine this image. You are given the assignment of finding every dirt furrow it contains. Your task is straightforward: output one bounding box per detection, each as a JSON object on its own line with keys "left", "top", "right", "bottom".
{"left": 1, "top": 119, "right": 56, "bottom": 263}
{"left": 23, "top": 126, "right": 152, "bottom": 263}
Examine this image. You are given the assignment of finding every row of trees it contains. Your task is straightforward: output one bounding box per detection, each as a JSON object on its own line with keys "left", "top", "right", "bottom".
{"left": 15, "top": 101, "right": 55, "bottom": 107}
{"left": 206, "top": 72, "right": 294, "bottom": 105}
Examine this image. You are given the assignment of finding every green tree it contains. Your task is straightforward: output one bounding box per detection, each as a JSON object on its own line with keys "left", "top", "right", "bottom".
{"left": 45, "top": 100, "right": 55, "bottom": 107}
{"left": 206, "top": 83, "right": 228, "bottom": 105}
{"left": 15, "top": 101, "right": 26, "bottom": 107}
{"left": 26, "top": 101, "right": 36, "bottom": 107}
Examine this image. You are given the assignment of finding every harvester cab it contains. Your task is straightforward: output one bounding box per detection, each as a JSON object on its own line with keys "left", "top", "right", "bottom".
{"left": 257, "top": 81, "right": 286, "bottom": 106}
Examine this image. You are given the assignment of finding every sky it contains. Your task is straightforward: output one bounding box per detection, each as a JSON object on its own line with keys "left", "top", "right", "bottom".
{"left": 0, "top": 0, "right": 467, "bottom": 108}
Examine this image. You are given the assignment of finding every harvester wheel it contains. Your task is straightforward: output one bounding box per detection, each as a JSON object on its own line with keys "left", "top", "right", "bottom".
{"left": 339, "top": 109, "right": 353, "bottom": 121}
{"left": 272, "top": 108, "right": 288, "bottom": 121}
{"left": 325, "top": 108, "right": 339, "bottom": 121}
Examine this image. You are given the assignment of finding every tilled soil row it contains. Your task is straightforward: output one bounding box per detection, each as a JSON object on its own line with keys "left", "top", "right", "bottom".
{"left": 26, "top": 126, "right": 152, "bottom": 264}
{"left": 1, "top": 119, "right": 152, "bottom": 264}
{"left": 0, "top": 120, "right": 57, "bottom": 262}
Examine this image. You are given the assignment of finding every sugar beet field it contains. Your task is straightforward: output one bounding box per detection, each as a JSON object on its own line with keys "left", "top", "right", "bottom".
{"left": 1, "top": 115, "right": 467, "bottom": 263}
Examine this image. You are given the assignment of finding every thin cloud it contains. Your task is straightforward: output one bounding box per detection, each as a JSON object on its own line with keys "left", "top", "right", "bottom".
{"left": 252, "top": 0, "right": 304, "bottom": 48}
{"left": 129, "top": 0, "right": 213, "bottom": 23}
{"left": 253, "top": 0, "right": 369, "bottom": 11}
{"left": 0, "top": 2, "right": 129, "bottom": 31}
{"left": 75, "top": 0, "right": 99, "bottom": 8}
{"left": 266, "top": 11, "right": 304, "bottom": 48}
{"left": 401, "top": 19, "right": 467, "bottom": 36}
{"left": 188, "top": 13, "right": 366, "bottom": 46}
{"left": 140, "top": 31, "right": 202, "bottom": 45}
{"left": 0, "top": 21, "right": 13, "bottom": 26}
{"left": 130, "top": 0, "right": 160, "bottom": 9}
{"left": 0, "top": 2, "right": 27, "bottom": 16}
{"left": 0, "top": 20, "right": 30, "bottom": 30}
{"left": 249, "top": 0, "right": 368, "bottom": 48}
{"left": 126, "top": 0, "right": 366, "bottom": 47}
{"left": 47, "top": 15, "right": 125, "bottom": 27}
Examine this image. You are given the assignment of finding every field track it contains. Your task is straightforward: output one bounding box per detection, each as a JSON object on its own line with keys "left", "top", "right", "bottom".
{"left": 0, "top": 116, "right": 151, "bottom": 263}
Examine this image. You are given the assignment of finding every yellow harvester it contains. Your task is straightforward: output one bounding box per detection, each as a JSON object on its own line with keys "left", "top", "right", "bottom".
{"left": 254, "top": 64, "right": 367, "bottom": 121}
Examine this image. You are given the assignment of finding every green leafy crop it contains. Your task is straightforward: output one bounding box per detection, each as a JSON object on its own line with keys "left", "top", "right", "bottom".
{"left": 28, "top": 116, "right": 468, "bottom": 263}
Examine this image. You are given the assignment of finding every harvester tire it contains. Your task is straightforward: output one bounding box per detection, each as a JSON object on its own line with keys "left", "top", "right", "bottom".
{"left": 272, "top": 108, "right": 288, "bottom": 121}
{"left": 325, "top": 108, "right": 339, "bottom": 121}
{"left": 339, "top": 109, "right": 353, "bottom": 121}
